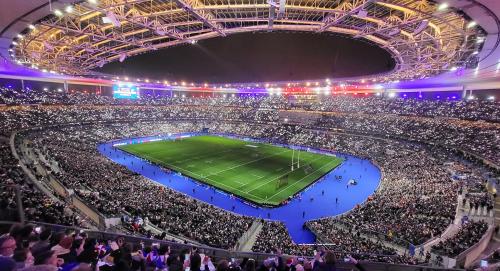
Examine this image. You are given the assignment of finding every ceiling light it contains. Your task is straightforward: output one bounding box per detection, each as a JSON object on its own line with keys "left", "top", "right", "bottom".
{"left": 102, "top": 17, "right": 112, "bottom": 24}
{"left": 450, "top": 66, "right": 458, "bottom": 71}
{"left": 104, "top": 11, "right": 121, "bottom": 27}
{"left": 28, "top": 24, "right": 36, "bottom": 30}
{"left": 12, "top": 41, "right": 18, "bottom": 45}
{"left": 17, "top": 34, "right": 23, "bottom": 39}
{"left": 437, "top": 3, "right": 448, "bottom": 11}
{"left": 54, "top": 9, "right": 63, "bottom": 17}
{"left": 467, "top": 21, "right": 477, "bottom": 28}
{"left": 476, "top": 37, "right": 484, "bottom": 44}
{"left": 65, "top": 6, "right": 74, "bottom": 13}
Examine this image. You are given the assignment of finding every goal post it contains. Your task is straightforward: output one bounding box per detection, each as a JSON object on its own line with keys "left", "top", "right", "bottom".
{"left": 291, "top": 148, "right": 300, "bottom": 170}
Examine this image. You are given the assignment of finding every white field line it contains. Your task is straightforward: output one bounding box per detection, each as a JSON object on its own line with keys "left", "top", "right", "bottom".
{"left": 146, "top": 146, "right": 232, "bottom": 165}
{"left": 265, "top": 158, "right": 339, "bottom": 201}
{"left": 245, "top": 154, "right": 325, "bottom": 194}
{"left": 202, "top": 149, "right": 290, "bottom": 178}
{"left": 139, "top": 153, "right": 265, "bottom": 200}
{"left": 173, "top": 149, "right": 233, "bottom": 164}
{"left": 200, "top": 145, "right": 286, "bottom": 176}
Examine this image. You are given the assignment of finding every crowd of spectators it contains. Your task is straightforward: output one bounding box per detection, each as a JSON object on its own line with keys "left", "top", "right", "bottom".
{"left": 19, "top": 120, "right": 492, "bottom": 258}
{"left": 0, "top": 222, "right": 371, "bottom": 271}
{"left": 1, "top": 87, "right": 499, "bottom": 121}
{"left": 0, "top": 88, "right": 498, "bottom": 265}
{"left": 0, "top": 138, "right": 78, "bottom": 228}
{"left": 431, "top": 220, "right": 489, "bottom": 257}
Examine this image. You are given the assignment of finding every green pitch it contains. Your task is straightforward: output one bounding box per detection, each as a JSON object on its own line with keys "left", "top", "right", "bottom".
{"left": 118, "top": 135, "right": 343, "bottom": 206}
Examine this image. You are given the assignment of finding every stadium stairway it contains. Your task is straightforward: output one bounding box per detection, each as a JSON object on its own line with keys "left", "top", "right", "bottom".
{"left": 465, "top": 195, "right": 500, "bottom": 268}
{"left": 235, "top": 220, "right": 263, "bottom": 252}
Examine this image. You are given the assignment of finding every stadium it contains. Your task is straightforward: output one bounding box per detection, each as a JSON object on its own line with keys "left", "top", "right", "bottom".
{"left": 0, "top": 0, "right": 499, "bottom": 270}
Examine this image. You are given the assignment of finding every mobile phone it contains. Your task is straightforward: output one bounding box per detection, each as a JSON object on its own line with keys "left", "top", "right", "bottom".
{"left": 480, "top": 260, "right": 488, "bottom": 267}
{"left": 34, "top": 227, "right": 41, "bottom": 234}
{"left": 152, "top": 243, "right": 159, "bottom": 247}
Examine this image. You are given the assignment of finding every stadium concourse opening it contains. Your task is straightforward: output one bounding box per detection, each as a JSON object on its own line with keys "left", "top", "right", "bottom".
{"left": 117, "top": 135, "right": 343, "bottom": 207}
{"left": 100, "top": 132, "right": 381, "bottom": 243}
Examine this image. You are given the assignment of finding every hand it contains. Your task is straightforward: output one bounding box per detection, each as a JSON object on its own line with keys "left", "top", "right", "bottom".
{"left": 348, "top": 256, "right": 358, "bottom": 265}
{"left": 314, "top": 252, "right": 321, "bottom": 261}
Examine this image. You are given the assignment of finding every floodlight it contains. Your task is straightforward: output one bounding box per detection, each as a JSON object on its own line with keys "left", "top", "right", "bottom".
{"left": 54, "top": 9, "right": 63, "bottom": 17}
{"left": 437, "top": 3, "right": 448, "bottom": 11}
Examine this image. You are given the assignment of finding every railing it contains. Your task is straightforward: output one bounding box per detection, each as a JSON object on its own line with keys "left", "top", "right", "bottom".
{"left": 8, "top": 116, "right": 495, "bottom": 270}
{"left": 0, "top": 220, "right": 466, "bottom": 271}
{"left": 313, "top": 218, "right": 414, "bottom": 252}
{"left": 461, "top": 225, "right": 495, "bottom": 268}
{"left": 234, "top": 220, "right": 262, "bottom": 251}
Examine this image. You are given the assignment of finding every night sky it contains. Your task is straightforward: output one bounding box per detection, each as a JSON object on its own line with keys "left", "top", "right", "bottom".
{"left": 97, "top": 32, "right": 395, "bottom": 83}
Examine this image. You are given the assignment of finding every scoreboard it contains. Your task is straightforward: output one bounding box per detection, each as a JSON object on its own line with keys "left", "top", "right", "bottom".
{"left": 113, "top": 84, "right": 139, "bottom": 99}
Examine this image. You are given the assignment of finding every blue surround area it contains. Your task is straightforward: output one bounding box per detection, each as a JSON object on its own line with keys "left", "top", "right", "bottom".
{"left": 98, "top": 133, "right": 381, "bottom": 244}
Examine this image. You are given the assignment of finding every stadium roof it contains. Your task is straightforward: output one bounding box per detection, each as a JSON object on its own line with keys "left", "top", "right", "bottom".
{"left": 0, "top": 0, "right": 499, "bottom": 89}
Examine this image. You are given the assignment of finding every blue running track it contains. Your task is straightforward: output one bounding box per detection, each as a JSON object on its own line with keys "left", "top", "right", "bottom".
{"left": 98, "top": 133, "right": 381, "bottom": 244}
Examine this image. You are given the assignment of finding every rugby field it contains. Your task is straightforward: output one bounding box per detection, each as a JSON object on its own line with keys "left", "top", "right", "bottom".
{"left": 117, "top": 135, "right": 343, "bottom": 206}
